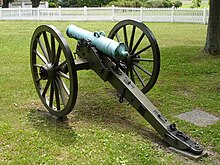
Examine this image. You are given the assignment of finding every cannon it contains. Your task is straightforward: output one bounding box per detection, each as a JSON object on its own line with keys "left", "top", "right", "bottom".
{"left": 30, "top": 20, "right": 206, "bottom": 158}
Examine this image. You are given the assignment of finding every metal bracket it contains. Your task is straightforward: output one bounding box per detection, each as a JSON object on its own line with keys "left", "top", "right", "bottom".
{"left": 169, "top": 147, "right": 208, "bottom": 160}
{"left": 119, "top": 88, "right": 126, "bottom": 103}
{"left": 76, "top": 40, "right": 110, "bottom": 81}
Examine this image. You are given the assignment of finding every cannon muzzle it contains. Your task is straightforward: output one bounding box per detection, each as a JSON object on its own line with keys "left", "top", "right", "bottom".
{"left": 66, "top": 25, "right": 128, "bottom": 61}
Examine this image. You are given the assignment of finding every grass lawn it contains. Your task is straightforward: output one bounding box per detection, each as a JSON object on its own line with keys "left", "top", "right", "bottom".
{"left": 0, "top": 20, "right": 219, "bottom": 164}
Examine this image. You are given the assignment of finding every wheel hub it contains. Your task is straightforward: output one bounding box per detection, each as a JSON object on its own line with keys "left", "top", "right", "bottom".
{"left": 39, "top": 64, "right": 55, "bottom": 80}
{"left": 60, "top": 63, "right": 68, "bottom": 74}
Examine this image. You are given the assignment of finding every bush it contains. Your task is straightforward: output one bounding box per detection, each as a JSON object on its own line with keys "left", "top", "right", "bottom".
{"left": 149, "top": 0, "right": 163, "bottom": 8}
{"left": 162, "top": 0, "right": 173, "bottom": 8}
{"left": 49, "top": 2, "right": 57, "bottom": 8}
{"left": 131, "top": 0, "right": 144, "bottom": 7}
{"left": 191, "top": 0, "right": 201, "bottom": 8}
{"left": 173, "top": 0, "right": 182, "bottom": 8}
{"left": 108, "top": 0, "right": 145, "bottom": 7}
{"left": 107, "top": 0, "right": 183, "bottom": 8}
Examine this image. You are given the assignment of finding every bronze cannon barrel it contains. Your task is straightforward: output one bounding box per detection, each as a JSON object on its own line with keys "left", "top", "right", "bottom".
{"left": 66, "top": 24, "right": 128, "bottom": 61}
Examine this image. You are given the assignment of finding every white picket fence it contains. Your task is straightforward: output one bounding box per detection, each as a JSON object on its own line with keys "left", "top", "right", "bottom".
{"left": 0, "top": 6, "right": 209, "bottom": 24}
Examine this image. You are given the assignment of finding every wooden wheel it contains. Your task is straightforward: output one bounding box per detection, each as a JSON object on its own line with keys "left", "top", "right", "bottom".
{"left": 108, "top": 20, "right": 160, "bottom": 94}
{"left": 30, "top": 25, "right": 78, "bottom": 117}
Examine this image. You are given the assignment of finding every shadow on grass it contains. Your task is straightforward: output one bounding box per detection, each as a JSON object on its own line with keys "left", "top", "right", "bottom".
{"left": 69, "top": 90, "right": 169, "bottom": 150}
{"left": 26, "top": 107, "right": 78, "bottom": 147}
{"left": 26, "top": 81, "right": 171, "bottom": 153}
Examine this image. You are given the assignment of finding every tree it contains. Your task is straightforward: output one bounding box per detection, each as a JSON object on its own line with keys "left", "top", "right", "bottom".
{"left": 204, "top": 0, "right": 220, "bottom": 55}
{"left": 191, "top": 0, "right": 201, "bottom": 8}
{"left": 31, "top": 0, "right": 41, "bottom": 7}
{"left": 2, "top": 0, "right": 13, "bottom": 8}
{"left": 57, "top": 0, "right": 77, "bottom": 7}
{"left": 162, "top": 0, "right": 172, "bottom": 8}
{"left": 108, "top": 0, "right": 151, "bottom": 7}
{"left": 77, "top": 0, "right": 112, "bottom": 7}
{"left": 173, "top": 1, "right": 182, "bottom": 8}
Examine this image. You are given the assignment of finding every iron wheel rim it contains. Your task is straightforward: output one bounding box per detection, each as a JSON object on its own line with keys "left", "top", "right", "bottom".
{"left": 30, "top": 25, "right": 78, "bottom": 117}
{"left": 108, "top": 19, "right": 160, "bottom": 94}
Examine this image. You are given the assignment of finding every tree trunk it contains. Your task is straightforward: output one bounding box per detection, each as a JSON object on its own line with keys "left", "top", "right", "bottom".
{"left": 204, "top": 0, "right": 220, "bottom": 55}
{"left": 31, "top": 0, "right": 40, "bottom": 8}
{"left": 2, "top": 0, "right": 9, "bottom": 8}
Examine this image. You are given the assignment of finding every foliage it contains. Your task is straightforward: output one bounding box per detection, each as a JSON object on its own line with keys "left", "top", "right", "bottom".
{"left": 108, "top": 0, "right": 147, "bottom": 7}
{"left": 108, "top": 0, "right": 182, "bottom": 8}
{"left": 131, "top": 0, "right": 146, "bottom": 7}
{"left": 150, "top": 0, "right": 182, "bottom": 8}
{"left": 173, "top": 0, "right": 182, "bottom": 8}
{"left": 44, "top": 0, "right": 182, "bottom": 8}
{"left": 49, "top": 2, "right": 57, "bottom": 7}
{"left": 48, "top": 0, "right": 77, "bottom": 8}
{"left": 162, "top": 0, "right": 173, "bottom": 8}
{"left": 148, "top": 0, "right": 163, "bottom": 8}
{"left": 191, "top": 0, "right": 201, "bottom": 8}
{"left": 77, "top": 0, "right": 113, "bottom": 7}
{"left": 57, "top": 0, "right": 77, "bottom": 7}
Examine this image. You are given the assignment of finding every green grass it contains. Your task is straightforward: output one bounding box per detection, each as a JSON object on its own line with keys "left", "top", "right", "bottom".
{"left": 0, "top": 21, "right": 219, "bottom": 164}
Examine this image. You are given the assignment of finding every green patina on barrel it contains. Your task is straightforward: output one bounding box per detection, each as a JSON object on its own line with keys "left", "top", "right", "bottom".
{"left": 66, "top": 25, "right": 128, "bottom": 61}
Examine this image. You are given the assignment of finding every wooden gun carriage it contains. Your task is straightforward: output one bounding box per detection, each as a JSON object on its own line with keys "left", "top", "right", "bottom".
{"left": 30, "top": 19, "right": 205, "bottom": 158}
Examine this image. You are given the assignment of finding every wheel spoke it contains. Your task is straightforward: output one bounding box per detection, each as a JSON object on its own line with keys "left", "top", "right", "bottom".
{"left": 133, "top": 58, "right": 154, "bottom": 62}
{"left": 56, "top": 60, "right": 67, "bottom": 70}
{"left": 51, "top": 34, "right": 56, "bottom": 63}
{"left": 131, "top": 32, "right": 145, "bottom": 54}
{"left": 57, "top": 71, "right": 70, "bottom": 80}
{"left": 54, "top": 80, "right": 60, "bottom": 110}
{"left": 54, "top": 45, "right": 61, "bottom": 66}
{"left": 36, "top": 77, "right": 42, "bottom": 83}
{"left": 33, "top": 64, "right": 43, "bottom": 68}
{"left": 126, "top": 66, "right": 129, "bottom": 75}
{"left": 123, "top": 26, "right": 128, "bottom": 47}
{"left": 34, "top": 50, "right": 48, "bottom": 64}
{"left": 132, "top": 45, "right": 151, "bottom": 57}
{"left": 37, "top": 38, "right": 50, "bottom": 63}
{"left": 133, "top": 62, "right": 152, "bottom": 76}
{"left": 49, "top": 81, "right": 54, "bottom": 107}
{"left": 130, "top": 67, "right": 135, "bottom": 83}
{"left": 42, "top": 80, "right": 51, "bottom": 98}
{"left": 115, "top": 33, "right": 121, "bottom": 42}
{"left": 133, "top": 66, "right": 145, "bottom": 87}
{"left": 129, "top": 26, "right": 136, "bottom": 52}
{"left": 43, "top": 32, "right": 51, "bottom": 62}
{"left": 58, "top": 76, "right": 70, "bottom": 96}
{"left": 56, "top": 76, "right": 69, "bottom": 106}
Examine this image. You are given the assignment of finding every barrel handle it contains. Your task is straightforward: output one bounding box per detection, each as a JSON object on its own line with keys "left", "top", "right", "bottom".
{"left": 93, "top": 31, "right": 100, "bottom": 38}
